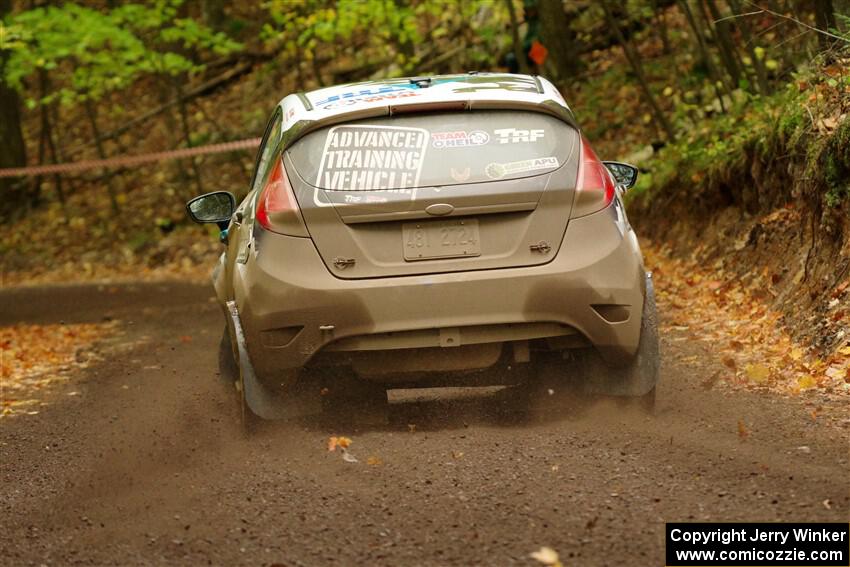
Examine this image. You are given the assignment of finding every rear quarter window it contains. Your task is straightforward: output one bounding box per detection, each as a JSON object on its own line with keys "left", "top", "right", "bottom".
{"left": 287, "top": 110, "right": 577, "bottom": 191}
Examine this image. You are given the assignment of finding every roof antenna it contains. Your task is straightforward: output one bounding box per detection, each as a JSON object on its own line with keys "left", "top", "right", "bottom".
{"left": 409, "top": 77, "right": 432, "bottom": 88}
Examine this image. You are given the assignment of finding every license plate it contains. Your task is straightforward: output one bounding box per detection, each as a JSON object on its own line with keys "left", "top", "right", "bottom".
{"left": 403, "top": 219, "right": 481, "bottom": 261}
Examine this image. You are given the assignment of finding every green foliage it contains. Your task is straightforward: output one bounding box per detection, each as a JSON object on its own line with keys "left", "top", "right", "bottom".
{"left": 823, "top": 119, "right": 850, "bottom": 207}
{"left": 112, "top": 2, "right": 242, "bottom": 62}
{"left": 2, "top": 1, "right": 241, "bottom": 107}
{"left": 629, "top": 57, "right": 850, "bottom": 211}
{"left": 5, "top": 4, "right": 152, "bottom": 106}
{"left": 262, "top": 0, "right": 509, "bottom": 77}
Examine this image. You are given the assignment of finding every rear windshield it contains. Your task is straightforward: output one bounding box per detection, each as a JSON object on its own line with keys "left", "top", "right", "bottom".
{"left": 287, "top": 110, "right": 576, "bottom": 191}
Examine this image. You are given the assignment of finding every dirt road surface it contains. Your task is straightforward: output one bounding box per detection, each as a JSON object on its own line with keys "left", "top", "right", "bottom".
{"left": 1, "top": 282, "right": 848, "bottom": 566}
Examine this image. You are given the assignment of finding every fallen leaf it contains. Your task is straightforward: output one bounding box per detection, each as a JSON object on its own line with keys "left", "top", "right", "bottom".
{"left": 327, "top": 436, "right": 352, "bottom": 452}
{"left": 745, "top": 364, "right": 770, "bottom": 383}
{"left": 366, "top": 456, "right": 382, "bottom": 466}
{"left": 722, "top": 357, "right": 737, "bottom": 370}
{"left": 737, "top": 420, "right": 749, "bottom": 440}
{"left": 341, "top": 449, "right": 358, "bottom": 463}
{"left": 797, "top": 375, "right": 817, "bottom": 390}
{"left": 701, "top": 370, "right": 721, "bottom": 390}
{"left": 530, "top": 546, "right": 562, "bottom": 566}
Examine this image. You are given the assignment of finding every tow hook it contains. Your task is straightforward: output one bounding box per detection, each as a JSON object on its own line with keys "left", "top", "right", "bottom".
{"left": 529, "top": 241, "right": 551, "bottom": 254}
{"left": 333, "top": 257, "right": 356, "bottom": 269}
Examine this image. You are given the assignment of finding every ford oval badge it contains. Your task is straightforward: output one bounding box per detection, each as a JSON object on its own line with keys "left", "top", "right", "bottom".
{"left": 425, "top": 203, "right": 454, "bottom": 216}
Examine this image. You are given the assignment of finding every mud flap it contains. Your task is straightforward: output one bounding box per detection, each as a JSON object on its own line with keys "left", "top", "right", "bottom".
{"left": 226, "top": 300, "right": 309, "bottom": 420}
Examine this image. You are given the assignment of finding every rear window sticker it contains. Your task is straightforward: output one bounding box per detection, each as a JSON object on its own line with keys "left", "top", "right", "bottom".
{"left": 431, "top": 130, "right": 490, "bottom": 149}
{"left": 485, "top": 157, "right": 559, "bottom": 180}
{"left": 450, "top": 167, "right": 471, "bottom": 182}
{"left": 314, "top": 125, "right": 429, "bottom": 204}
{"left": 494, "top": 128, "right": 545, "bottom": 144}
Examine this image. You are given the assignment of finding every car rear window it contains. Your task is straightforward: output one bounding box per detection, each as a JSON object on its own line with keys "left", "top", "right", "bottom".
{"left": 286, "top": 110, "right": 577, "bottom": 191}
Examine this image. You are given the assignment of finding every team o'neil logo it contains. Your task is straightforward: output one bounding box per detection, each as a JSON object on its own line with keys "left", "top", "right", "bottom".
{"left": 431, "top": 130, "right": 490, "bottom": 149}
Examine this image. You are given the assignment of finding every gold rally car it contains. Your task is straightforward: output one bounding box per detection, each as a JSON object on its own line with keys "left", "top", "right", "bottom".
{"left": 187, "top": 73, "right": 658, "bottom": 422}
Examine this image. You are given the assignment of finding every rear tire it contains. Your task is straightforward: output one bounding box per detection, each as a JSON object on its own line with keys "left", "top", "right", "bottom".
{"left": 535, "top": 273, "right": 660, "bottom": 408}
{"left": 638, "top": 386, "right": 656, "bottom": 413}
{"left": 608, "top": 273, "right": 660, "bottom": 398}
{"left": 218, "top": 326, "right": 238, "bottom": 384}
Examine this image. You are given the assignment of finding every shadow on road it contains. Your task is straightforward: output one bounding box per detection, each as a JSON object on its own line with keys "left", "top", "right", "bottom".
{"left": 249, "top": 383, "right": 655, "bottom": 439}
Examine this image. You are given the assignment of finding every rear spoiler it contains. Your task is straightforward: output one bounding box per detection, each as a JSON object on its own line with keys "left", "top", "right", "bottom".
{"left": 279, "top": 98, "right": 580, "bottom": 152}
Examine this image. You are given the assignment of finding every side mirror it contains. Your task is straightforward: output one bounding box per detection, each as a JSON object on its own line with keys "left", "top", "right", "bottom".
{"left": 186, "top": 191, "right": 235, "bottom": 225}
{"left": 602, "top": 161, "right": 639, "bottom": 190}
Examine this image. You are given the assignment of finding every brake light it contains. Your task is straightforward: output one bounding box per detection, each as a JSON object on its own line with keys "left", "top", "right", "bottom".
{"left": 256, "top": 158, "right": 309, "bottom": 237}
{"left": 570, "top": 136, "right": 616, "bottom": 218}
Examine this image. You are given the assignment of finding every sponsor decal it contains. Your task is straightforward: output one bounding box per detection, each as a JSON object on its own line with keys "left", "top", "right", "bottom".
{"left": 431, "top": 130, "right": 490, "bottom": 149}
{"left": 485, "top": 157, "right": 559, "bottom": 179}
{"left": 450, "top": 167, "right": 471, "bottom": 182}
{"left": 494, "top": 127, "right": 545, "bottom": 144}
{"left": 316, "top": 87, "right": 421, "bottom": 110}
{"left": 315, "top": 125, "right": 429, "bottom": 199}
{"left": 312, "top": 85, "right": 415, "bottom": 108}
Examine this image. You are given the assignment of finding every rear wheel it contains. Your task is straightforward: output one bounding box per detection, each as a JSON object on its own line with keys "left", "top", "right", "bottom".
{"left": 613, "top": 274, "right": 660, "bottom": 398}
{"left": 536, "top": 273, "right": 660, "bottom": 411}
{"left": 218, "top": 326, "right": 238, "bottom": 384}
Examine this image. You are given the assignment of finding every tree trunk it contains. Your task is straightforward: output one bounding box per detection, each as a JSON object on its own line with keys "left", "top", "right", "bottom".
{"left": 537, "top": 0, "right": 583, "bottom": 80}
{"left": 601, "top": 1, "right": 676, "bottom": 142}
{"left": 703, "top": 0, "right": 745, "bottom": 90}
{"left": 814, "top": 0, "right": 837, "bottom": 53}
{"left": 727, "top": 0, "right": 771, "bottom": 94}
{"left": 49, "top": 102, "right": 76, "bottom": 206}
{"left": 653, "top": 0, "right": 672, "bottom": 55}
{"left": 172, "top": 75, "right": 204, "bottom": 197}
{"left": 36, "top": 69, "right": 64, "bottom": 206}
{"left": 202, "top": 0, "right": 226, "bottom": 32}
{"left": 678, "top": 0, "right": 730, "bottom": 109}
{"left": 0, "top": 0, "right": 29, "bottom": 222}
{"left": 505, "top": 0, "right": 530, "bottom": 74}
{"left": 84, "top": 99, "right": 121, "bottom": 214}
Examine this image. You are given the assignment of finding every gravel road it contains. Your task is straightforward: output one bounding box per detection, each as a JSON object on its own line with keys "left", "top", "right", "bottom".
{"left": 1, "top": 282, "right": 847, "bottom": 566}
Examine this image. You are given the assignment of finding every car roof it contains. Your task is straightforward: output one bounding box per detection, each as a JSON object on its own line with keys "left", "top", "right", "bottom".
{"left": 277, "top": 73, "right": 577, "bottom": 149}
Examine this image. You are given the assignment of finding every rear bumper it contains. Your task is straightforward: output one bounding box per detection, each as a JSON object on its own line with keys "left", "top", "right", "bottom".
{"left": 230, "top": 203, "right": 645, "bottom": 382}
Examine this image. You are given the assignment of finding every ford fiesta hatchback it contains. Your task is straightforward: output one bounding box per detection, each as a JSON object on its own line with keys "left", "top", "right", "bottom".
{"left": 187, "top": 73, "right": 659, "bottom": 423}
